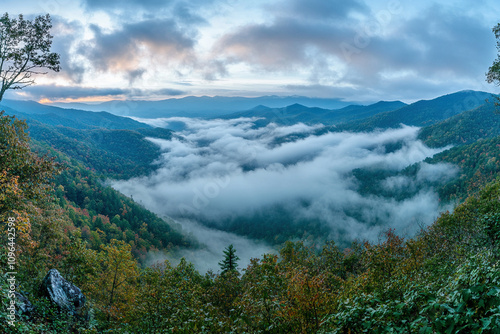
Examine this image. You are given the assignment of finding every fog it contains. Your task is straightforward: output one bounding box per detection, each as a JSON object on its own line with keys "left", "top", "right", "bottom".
{"left": 112, "top": 117, "right": 456, "bottom": 271}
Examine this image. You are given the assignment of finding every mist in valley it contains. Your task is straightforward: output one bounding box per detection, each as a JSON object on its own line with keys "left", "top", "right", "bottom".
{"left": 112, "top": 117, "right": 457, "bottom": 272}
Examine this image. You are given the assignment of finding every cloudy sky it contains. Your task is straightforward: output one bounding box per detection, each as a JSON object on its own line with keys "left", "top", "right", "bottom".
{"left": 3, "top": 0, "right": 499, "bottom": 103}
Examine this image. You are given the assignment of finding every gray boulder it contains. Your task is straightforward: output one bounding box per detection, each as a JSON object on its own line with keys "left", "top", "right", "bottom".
{"left": 15, "top": 291, "right": 34, "bottom": 316}
{"left": 39, "top": 269, "right": 86, "bottom": 316}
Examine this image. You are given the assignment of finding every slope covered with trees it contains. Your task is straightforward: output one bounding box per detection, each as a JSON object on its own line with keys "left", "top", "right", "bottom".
{"left": 1, "top": 106, "right": 500, "bottom": 332}
{"left": 219, "top": 101, "right": 407, "bottom": 126}
{"left": 418, "top": 102, "right": 500, "bottom": 147}
{"left": 334, "top": 90, "right": 494, "bottom": 132}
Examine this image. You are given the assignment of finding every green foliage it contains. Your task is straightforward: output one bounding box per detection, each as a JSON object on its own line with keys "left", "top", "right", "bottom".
{"left": 3, "top": 70, "right": 500, "bottom": 332}
{"left": 482, "top": 213, "right": 500, "bottom": 247}
{"left": 90, "top": 240, "right": 139, "bottom": 328}
{"left": 28, "top": 123, "right": 167, "bottom": 179}
{"left": 429, "top": 137, "right": 500, "bottom": 201}
{"left": 0, "top": 112, "right": 59, "bottom": 216}
{"left": 335, "top": 90, "right": 492, "bottom": 132}
{"left": 486, "top": 23, "right": 500, "bottom": 89}
{"left": 32, "top": 143, "right": 192, "bottom": 261}
{"left": 129, "top": 259, "right": 225, "bottom": 333}
{"left": 418, "top": 102, "right": 500, "bottom": 148}
{"left": 0, "top": 13, "right": 60, "bottom": 101}
{"left": 418, "top": 251, "right": 500, "bottom": 333}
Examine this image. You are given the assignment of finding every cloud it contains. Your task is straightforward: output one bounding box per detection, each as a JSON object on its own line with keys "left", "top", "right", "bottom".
{"left": 155, "top": 219, "right": 275, "bottom": 274}
{"left": 79, "top": 19, "right": 196, "bottom": 82}
{"left": 49, "top": 17, "right": 87, "bottom": 84}
{"left": 210, "top": 1, "right": 496, "bottom": 96}
{"left": 84, "top": 0, "right": 172, "bottom": 9}
{"left": 112, "top": 117, "right": 455, "bottom": 259}
{"left": 81, "top": 0, "right": 215, "bottom": 28}
{"left": 271, "top": 0, "right": 369, "bottom": 20}
{"left": 213, "top": 17, "right": 352, "bottom": 71}
{"left": 18, "top": 85, "right": 186, "bottom": 101}
{"left": 82, "top": 0, "right": 222, "bottom": 11}
{"left": 343, "top": 6, "right": 496, "bottom": 83}
{"left": 4, "top": 0, "right": 499, "bottom": 102}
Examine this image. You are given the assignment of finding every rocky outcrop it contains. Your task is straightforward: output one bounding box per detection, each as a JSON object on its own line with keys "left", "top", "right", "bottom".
{"left": 39, "top": 269, "right": 86, "bottom": 316}
{"left": 15, "top": 291, "right": 34, "bottom": 316}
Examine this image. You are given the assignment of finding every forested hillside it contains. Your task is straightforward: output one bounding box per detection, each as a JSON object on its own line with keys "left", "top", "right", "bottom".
{"left": 1, "top": 83, "right": 500, "bottom": 334}
{"left": 1, "top": 110, "right": 500, "bottom": 333}
{"left": 335, "top": 90, "right": 494, "bottom": 132}
{"left": 219, "top": 100, "right": 407, "bottom": 126}
{"left": 418, "top": 102, "right": 500, "bottom": 147}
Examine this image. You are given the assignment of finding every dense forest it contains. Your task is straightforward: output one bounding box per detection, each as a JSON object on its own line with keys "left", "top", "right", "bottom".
{"left": 2, "top": 94, "right": 500, "bottom": 332}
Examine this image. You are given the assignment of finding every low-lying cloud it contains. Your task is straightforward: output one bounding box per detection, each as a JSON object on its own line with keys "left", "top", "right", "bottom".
{"left": 112, "top": 117, "right": 456, "bottom": 270}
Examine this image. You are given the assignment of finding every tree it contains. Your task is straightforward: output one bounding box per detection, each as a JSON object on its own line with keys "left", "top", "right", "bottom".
{"left": 89, "top": 239, "right": 139, "bottom": 327}
{"left": 0, "top": 111, "right": 59, "bottom": 246}
{"left": 0, "top": 13, "right": 60, "bottom": 101}
{"left": 487, "top": 23, "right": 500, "bottom": 106}
{"left": 219, "top": 244, "right": 240, "bottom": 274}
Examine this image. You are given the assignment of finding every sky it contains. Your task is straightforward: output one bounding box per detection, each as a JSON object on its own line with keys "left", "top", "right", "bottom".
{"left": 2, "top": 0, "right": 499, "bottom": 103}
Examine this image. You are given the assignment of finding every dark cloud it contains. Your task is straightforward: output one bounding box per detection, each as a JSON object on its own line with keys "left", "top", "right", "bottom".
{"left": 79, "top": 19, "right": 196, "bottom": 78}
{"left": 18, "top": 85, "right": 186, "bottom": 100}
{"left": 125, "top": 68, "right": 147, "bottom": 84}
{"left": 47, "top": 16, "right": 87, "bottom": 84}
{"left": 273, "top": 0, "right": 369, "bottom": 20}
{"left": 20, "top": 85, "right": 128, "bottom": 100}
{"left": 396, "top": 6, "right": 495, "bottom": 77}
{"left": 149, "top": 88, "right": 186, "bottom": 96}
{"left": 214, "top": 18, "right": 351, "bottom": 71}
{"left": 341, "top": 6, "right": 495, "bottom": 80}
{"left": 172, "top": 2, "right": 208, "bottom": 25}
{"left": 83, "top": 0, "right": 174, "bottom": 10}
{"left": 211, "top": 2, "right": 496, "bottom": 94}
{"left": 82, "top": 0, "right": 219, "bottom": 25}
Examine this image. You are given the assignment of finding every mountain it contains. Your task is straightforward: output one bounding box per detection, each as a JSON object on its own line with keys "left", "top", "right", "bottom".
{"left": 0, "top": 99, "right": 149, "bottom": 130}
{"left": 336, "top": 90, "right": 495, "bottom": 132}
{"left": 220, "top": 100, "right": 407, "bottom": 126}
{"left": 4, "top": 90, "right": 500, "bottom": 332}
{"left": 418, "top": 102, "right": 500, "bottom": 147}
{"left": 26, "top": 121, "right": 172, "bottom": 178}
{"left": 219, "top": 103, "right": 333, "bottom": 126}
{"left": 331, "top": 101, "right": 408, "bottom": 124}
{"left": 50, "top": 95, "right": 357, "bottom": 118}
{"left": 0, "top": 100, "right": 172, "bottom": 178}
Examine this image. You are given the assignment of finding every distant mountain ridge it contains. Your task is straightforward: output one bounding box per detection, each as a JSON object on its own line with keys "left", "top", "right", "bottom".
{"left": 220, "top": 100, "right": 407, "bottom": 126}
{"left": 0, "top": 99, "right": 149, "bottom": 130}
{"left": 50, "top": 95, "right": 357, "bottom": 118}
{"left": 0, "top": 99, "right": 173, "bottom": 178}
{"left": 335, "top": 90, "right": 495, "bottom": 132}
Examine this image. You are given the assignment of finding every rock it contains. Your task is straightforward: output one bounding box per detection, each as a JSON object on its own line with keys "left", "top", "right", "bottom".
{"left": 39, "top": 269, "right": 86, "bottom": 316}
{"left": 15, "top": 291, "right": 34, "bottom": 316}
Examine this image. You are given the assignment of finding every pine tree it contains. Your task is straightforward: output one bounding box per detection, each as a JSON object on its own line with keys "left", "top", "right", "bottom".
{"left": 219, "top": 244, "right": 240, "bottom": 274}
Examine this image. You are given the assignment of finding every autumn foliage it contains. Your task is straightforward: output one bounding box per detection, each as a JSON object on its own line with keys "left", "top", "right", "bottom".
{"left": 1, "top": 113, "right": 500, "bottom": 333}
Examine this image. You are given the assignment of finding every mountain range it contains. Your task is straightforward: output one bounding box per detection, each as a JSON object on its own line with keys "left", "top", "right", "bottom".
{"left": 3, "top": 88, "right": 500, "bottom": 332}
{"left": 50, "top": 95, "right": 356, "bottom": 118}
{"left": 2, "top": 90, "right": 499, "bottom": 184}
{"left": 218, "top": 100, "right": 407, "bottom": 126}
